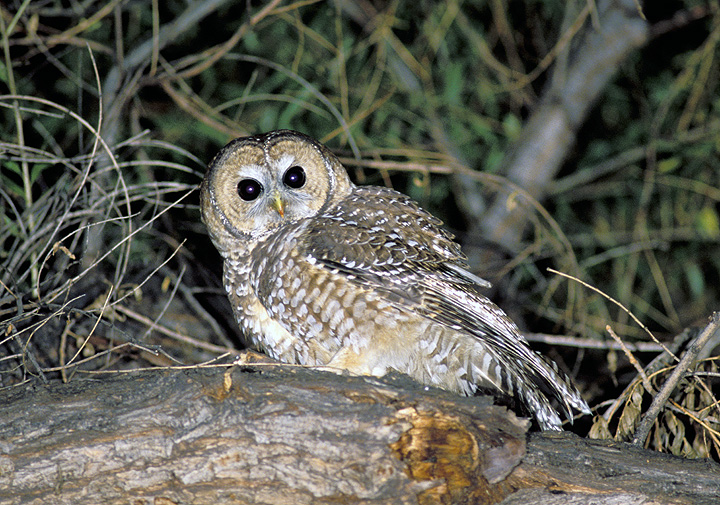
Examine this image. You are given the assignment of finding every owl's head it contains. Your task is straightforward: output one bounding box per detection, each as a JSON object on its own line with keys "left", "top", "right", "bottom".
{"left": 200, "top": 130, "right": 353, "bottom": 251}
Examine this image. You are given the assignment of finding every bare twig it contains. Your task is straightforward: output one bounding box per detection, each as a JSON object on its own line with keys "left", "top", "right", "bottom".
{"left": 113, "top": 305, "right": 235, "bottom": 355}
{"left": 606, "top": 324, "right": 651, "bottom": 390}
{"left": 524, "top": 332, "right": 663, "bottom": 352}
{"left": 548, "top": 268, "right": 676, "bottom": 361}
{"left": 632, "top": 312, "right": 720, "bottom": 446}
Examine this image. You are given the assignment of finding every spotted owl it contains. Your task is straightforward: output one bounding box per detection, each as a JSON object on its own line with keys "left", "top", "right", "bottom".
{"left": 200, "top": 130, "right": 590, "bottom": 430}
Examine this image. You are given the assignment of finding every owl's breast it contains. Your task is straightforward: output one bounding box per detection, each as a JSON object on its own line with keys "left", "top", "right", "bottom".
{"left": 221, "top": 229, "right": 339, "bottom": 366}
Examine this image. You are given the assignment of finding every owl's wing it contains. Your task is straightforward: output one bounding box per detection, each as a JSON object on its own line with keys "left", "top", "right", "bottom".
{"left": 302, "top": 186, "right": 589, "bottom": 423}
{"left": 304, "top": 186, "right": 505, "bottom": 338}
{"left": 307, "top": 186, "right": 489, "bottom": 283}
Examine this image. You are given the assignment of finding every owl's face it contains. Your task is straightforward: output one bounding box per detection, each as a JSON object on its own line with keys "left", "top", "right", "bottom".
{"left": 200, "top": 130, "right": 353, "bottom": 251}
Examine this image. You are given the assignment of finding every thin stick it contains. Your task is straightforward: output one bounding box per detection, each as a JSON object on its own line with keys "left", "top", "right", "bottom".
{"left": 113, "top": 305, "right": 234, "bottom": 355}
{"left": 632, "top": 312, "right": 720, "bottom": 446}
{"left": 548, "top": 268, "right": 676, "bottom": 361}
{"left": 524, "top": 332, "right": 662, "bottom": 352}
{"left": 606, "top": 324, "right": 651, "bottom": 391}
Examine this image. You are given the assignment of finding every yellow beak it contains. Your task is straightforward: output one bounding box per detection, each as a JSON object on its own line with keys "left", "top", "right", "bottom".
{"left": 271, "top": 192, "right": 285, "bottom": 218}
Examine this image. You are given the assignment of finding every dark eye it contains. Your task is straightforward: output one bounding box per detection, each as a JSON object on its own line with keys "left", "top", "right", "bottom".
{"left": 237, "top": 179, "right": 263, "bottom": 201}
{"left": 283, "top": 166, "right": 306, "bottom": 189}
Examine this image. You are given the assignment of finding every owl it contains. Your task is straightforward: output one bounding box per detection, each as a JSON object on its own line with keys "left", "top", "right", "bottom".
{"left": 200, "top": 130, "right": 590, "bottom": 430}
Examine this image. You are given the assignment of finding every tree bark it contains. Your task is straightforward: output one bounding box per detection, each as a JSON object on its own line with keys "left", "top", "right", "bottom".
{"left": 1, "top": 362, "right": 718, "bottom": 505}
{"left": 478, "top": 0, "right": 649, "bottom": 253}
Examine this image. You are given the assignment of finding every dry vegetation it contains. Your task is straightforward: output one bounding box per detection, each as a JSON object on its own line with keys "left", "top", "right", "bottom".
{"left": 1, "top": 0, "right": 719, "bottom": 460}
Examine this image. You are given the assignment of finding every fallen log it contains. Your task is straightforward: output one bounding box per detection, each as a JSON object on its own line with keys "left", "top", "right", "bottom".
{"left": 0, "top": 361, "right": 718, "bottom": 504}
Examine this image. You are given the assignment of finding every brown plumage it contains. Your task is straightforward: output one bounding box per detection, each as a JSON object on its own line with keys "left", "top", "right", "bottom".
{"left": 200, "top": 130, "right": 590, "bottom": 430}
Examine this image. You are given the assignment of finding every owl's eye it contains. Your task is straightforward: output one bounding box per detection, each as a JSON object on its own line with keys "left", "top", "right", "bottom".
{"left": 237, "top": 179, "right": 263, "bottom": 201}
{"left": 283, "top": 166, "right": 306, "bottom": 189}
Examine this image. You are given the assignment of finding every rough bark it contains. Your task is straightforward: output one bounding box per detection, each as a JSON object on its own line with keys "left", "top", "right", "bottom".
{"left": 1, "top": 362, "right": 718, "bottom": 505}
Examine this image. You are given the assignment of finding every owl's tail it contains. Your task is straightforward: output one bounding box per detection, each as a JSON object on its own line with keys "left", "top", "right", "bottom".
{"left": 418, "top": 278, "right": 591, "bottom": 430}
{"left": 462, "top": 338, "right": 591, "bottom": 431}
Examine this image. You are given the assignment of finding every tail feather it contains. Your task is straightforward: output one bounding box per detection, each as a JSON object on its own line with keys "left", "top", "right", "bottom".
{"left": 461, "top": 339, "right": 589, "bottom": 430}
{"left": 416, "top": 275, "right": 590, "bottom": 430}
{"left": 534, "top": 352, "right": 592, "bottom": 418}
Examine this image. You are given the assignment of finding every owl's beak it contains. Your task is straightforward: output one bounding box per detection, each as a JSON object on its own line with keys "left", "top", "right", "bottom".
{"left": 270, "top": 192, "right": 285, "bottom": 218}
